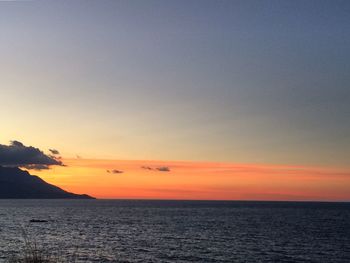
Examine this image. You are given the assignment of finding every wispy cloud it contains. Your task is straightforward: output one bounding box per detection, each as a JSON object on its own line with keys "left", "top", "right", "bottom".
{"left": 141, "top": 165, "right": 171, "bottom": 172}
{"left": 49, "top": 149, "right": 60, "bottom": 155}
{"left": 107, "top": 169, "right": 124, "bottom": 174}
{"left": 141, "top": 166, "right": 153, "bottom": 170}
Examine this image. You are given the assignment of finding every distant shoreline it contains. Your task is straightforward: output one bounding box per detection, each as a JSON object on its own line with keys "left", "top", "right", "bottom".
{"left": 0, "top": 198, "right": 348, "bottom": 203}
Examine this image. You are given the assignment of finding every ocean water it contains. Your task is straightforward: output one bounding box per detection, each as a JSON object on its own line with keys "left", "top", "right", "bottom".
{"left": 0, "top": 200, "right": 349, "bottom": 263}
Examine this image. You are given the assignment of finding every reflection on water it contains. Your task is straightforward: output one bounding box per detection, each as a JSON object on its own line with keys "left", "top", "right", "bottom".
{"left": 0, "top": 200, "right": 349, "bottom": 262}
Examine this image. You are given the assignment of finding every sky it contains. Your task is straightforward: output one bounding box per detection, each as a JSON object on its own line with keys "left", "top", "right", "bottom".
{"left": 1, "top": 0, "right": 350, "bottom": 200}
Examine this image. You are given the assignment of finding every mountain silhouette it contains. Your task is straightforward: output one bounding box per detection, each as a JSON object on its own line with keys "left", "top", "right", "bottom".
{"left": 0, "top": 166, "right": 94, "bottom": 199}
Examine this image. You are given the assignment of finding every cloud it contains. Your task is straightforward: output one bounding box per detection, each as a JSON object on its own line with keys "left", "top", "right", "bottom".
{"left": 49, "top": 149, "right": 60, "bottom": 155}
{"left": 23, "top": 164, "right": 51, "bottom": 171}
{"left": 107, "top": 169, "right": 124, "bottom": 174}
{"left": 141, "top": 166, "right": 171, "bottom": 172}
{"left": 141, "top": 166, "right": 153, "bottom": 170}
{"left": 156, "top": 166, "right": 170, "bottom": 172}
{"left": 0, "top": 141, "right": 64, "bottom": 170}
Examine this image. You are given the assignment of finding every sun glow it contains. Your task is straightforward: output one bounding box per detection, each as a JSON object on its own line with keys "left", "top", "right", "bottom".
{"left": 34, "top": 158, "right": 350, "bottom": 201}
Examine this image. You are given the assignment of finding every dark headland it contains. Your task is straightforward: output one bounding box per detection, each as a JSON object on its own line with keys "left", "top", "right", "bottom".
{"left": 0, "top": 166, "right": 94, "bottom": 199}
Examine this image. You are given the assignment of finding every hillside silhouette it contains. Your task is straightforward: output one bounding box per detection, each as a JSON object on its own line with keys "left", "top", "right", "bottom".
{"left": 0, "top": 166, "right": 94, "bottom": 199}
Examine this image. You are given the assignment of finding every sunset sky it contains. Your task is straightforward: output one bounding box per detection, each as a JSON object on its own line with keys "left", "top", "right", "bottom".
{"left": 1, "top": 1, "right": 349, "bottom": 200}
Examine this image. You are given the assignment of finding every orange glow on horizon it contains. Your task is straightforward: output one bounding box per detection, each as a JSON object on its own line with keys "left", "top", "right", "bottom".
{"left": 33, "top": 158, "right": 350, "bottom": 201}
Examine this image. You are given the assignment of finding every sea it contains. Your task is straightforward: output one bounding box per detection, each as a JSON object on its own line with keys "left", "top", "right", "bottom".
{"left": 0, "top": 200, "right": 349, "bottom": 263}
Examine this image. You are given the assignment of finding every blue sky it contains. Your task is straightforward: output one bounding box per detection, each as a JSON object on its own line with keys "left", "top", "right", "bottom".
{"left": 1, "top": 0, "right": 349, "bottom": 167}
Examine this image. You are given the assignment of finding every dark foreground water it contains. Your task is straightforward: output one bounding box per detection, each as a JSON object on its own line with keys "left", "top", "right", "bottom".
{"left": 0, "top": 200, "right": 349, "bottom": 262}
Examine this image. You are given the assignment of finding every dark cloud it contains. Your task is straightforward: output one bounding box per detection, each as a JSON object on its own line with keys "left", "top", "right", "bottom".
{"left": 11, "top": 141, "right": 24, "bottom": 147}
{"left": 49, "top": 149, "right": 60, "bottom": 155}
{"left": 0, "top": 141, "right": 64, "bottom": 170}
{"left": 23, "top": 164, "right": 51, "bottom": 171}
{"left": 141, "top": 166, "right": 171, "bottom": 172}
{"left": 107, "top": 169, "right": 124, "bottom": 174}
{"left": 156, "top": 166, "right": 170, "bottom": 172}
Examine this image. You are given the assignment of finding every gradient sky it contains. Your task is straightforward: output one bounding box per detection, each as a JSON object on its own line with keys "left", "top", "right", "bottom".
{"left": 1, "top": 1, "right": 350, "bottom": 200}
{"left": 37, "top": 158, "right": 350, "bottom": 201}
